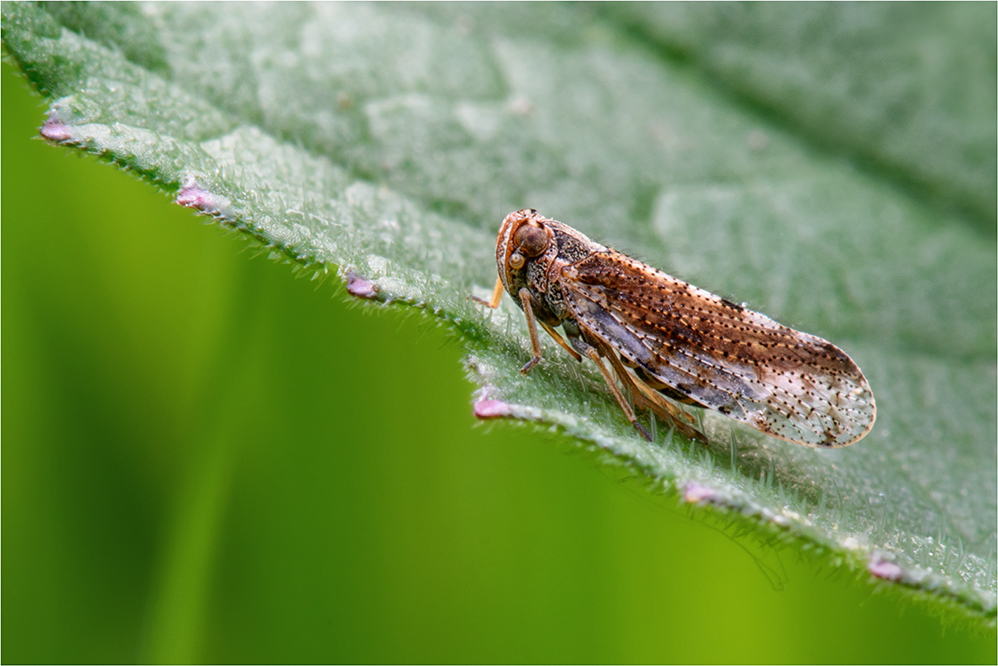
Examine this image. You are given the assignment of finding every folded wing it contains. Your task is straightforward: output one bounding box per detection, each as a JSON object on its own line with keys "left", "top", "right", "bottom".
{"left": 560, "top": 250, "right": 876, "bottom": 447}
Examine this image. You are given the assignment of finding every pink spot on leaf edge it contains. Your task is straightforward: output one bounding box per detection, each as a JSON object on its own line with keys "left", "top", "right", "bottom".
{"left": 40, "top": 118, "right": 73, "bottom": 143}
{"left": 474, "top": 398, "right": 513, "bottom": 419}
{"left": 868, "top": 555, "right": 903, "bottom": 581}
{"left": 345, "top": 271, "right": 380, "bottom": 300}
{"left": 175, "top": 177, "right": 228, "bottom": 216}
{"left": 683, "top": 481, "right": 719, "bottom": 504}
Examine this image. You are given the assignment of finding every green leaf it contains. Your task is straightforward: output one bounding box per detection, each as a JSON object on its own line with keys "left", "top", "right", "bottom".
{"left": 605, "top": 3, "right": 998, "bottom": 232}
{"left": 4, "top": 1, "right": 995, "bottom": 627}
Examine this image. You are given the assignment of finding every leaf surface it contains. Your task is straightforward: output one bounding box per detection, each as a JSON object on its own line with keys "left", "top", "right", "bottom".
{"left": 3, "top": 1, "right": 994, "bottom": 624}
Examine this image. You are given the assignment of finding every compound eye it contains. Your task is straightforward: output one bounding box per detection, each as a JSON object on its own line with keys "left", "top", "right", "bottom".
{"left": 509, "top": 252, "right": 525, "bottom": 269}
{"left": 512, "top": 224, "right": 549, "bottom": 258}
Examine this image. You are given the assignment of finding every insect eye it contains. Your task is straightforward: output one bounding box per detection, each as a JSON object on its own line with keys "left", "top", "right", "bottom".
{"left": 513, "top": 224, "right": 549, "bottom": 257}
{"left": 509, "top": 252, "right": 525, "bottom": 269}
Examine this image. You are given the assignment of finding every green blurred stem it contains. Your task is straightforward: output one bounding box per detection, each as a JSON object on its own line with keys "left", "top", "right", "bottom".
{"left": 141, "top": 418, "right": 236, "bottom": 663}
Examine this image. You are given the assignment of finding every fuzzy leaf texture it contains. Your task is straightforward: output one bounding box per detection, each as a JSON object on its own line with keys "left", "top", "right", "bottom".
{"left": 3, "top": 2, "right": 995, "bottom": 625}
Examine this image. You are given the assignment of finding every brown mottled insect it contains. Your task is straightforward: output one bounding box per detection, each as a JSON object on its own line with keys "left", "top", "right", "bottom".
{"left": 474, "top": 209, "right": 876, "bottom": 447}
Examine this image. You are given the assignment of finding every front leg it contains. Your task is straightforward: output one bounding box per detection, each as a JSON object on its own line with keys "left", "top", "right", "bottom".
{"left": 471, "top": 276, "right": 504, "bottom": 309}
{"left": 518, "top": 287, "right": 543, "bottom": 373}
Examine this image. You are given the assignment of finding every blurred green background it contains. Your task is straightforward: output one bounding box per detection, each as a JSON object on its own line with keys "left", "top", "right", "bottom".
{"left": 3, "top": 59, "right": 995, "bottom": 664}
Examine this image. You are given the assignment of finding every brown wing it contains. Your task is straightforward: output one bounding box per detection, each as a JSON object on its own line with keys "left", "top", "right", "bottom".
{"left": 560, "top": 250, "right": 876, "bottom": 447}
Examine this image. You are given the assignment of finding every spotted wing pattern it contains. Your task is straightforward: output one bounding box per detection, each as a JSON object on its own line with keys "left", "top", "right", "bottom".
{"left": 560, "top": 250, "right": 876, "bottom": 447}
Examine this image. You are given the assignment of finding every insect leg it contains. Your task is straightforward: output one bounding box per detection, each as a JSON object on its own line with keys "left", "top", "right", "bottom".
{"left": 623, "top": 363, "right": 698, "bottom": 425}
{"left": 471, "top": 276, "right": 504, "bottom": 308}
{"left": 539, "top": 321, "right": 583, "bottom": 363}
{"left": 593, "top": 338, "right": 708, "bottom": 445}
{"left": 517, "top": 288, "right": 543, "bottom": 373}
{"left": 570, "top": 338, "right": 652, "bottom": 442}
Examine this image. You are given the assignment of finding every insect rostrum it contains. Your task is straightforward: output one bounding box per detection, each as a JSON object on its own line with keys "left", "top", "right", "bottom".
{"left": 475, "top": 209, "right": 876, "bottom": 448}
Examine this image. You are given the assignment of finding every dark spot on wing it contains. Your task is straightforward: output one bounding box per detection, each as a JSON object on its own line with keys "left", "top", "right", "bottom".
{"left": 720, "top": 297, "right": 743, "bottom": 312}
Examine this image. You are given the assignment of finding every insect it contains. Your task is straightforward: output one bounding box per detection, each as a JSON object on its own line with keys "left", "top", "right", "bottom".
{"left": 474, "top": 209, "right": 876, "bottom": 448}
